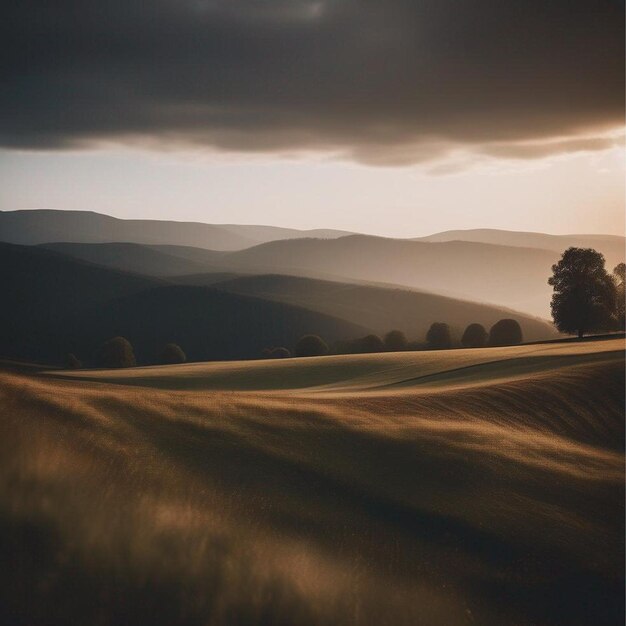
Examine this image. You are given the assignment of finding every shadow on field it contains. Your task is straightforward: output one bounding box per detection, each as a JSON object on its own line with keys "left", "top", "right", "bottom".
{"left": 0, "top": 340, "right": 623, "bottom": 626}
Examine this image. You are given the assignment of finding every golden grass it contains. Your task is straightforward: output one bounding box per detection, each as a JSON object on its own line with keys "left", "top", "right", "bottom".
{"left": 0, "top": 338, "right": 624, "bottom": 625}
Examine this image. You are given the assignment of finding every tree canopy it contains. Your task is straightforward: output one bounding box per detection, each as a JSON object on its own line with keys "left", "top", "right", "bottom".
{"left": 295, "top": 335, "right": 329, "bottom": 357}
{"left": 96, "top": 336, "right": 136, "bottom": 368}
{"left": 159, "top": 343, "right": 186, "bottom": 365}
{"left": 384, "top": 330, "right": 408, "bottom": 352}
{"left": 548, "top": 248, "right": 616, "bottom": 338}
{"left": 426, "top": 323, "right": 452, "bottom": 350}
{"left": 356, "top": 334, "right": 385, "bottom": 354}
{"left": 489, "top": 319, "right": 522, "bottom": 346}
{"left": 461, "top": 323, "right": 488, "bottom": 348}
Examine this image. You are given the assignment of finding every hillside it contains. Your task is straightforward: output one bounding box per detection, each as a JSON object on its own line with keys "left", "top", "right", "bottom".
{"left": 33, "top": 238, "right": 563, "bottom": 322}
{"left": 212, "top": 274, "right": 557, "bottom": 342}
{"left": 1, "top": 338, "right": 623, "bottom": 626}
{"left": 0, "top": 242, "right": 161, "bottom": 351}
{"left": 0, "top": 209, "right": 352, "bottom": 251}
{"left": 0, "top": 243, "right": 366, "bottom": 365}
{"left": 8, "top": 213, "right": 621, "bottom": 318}
{"left": 40, "top": 242, "right": 228, "bottom": 277}
{"left": 215, "top": 235, "right": 560, "bottom": 317}
{"left": 416, "top": 228, "right": 625, "bottom": 269}
{"left": 174, "top": 271, "right": 247, "bottom": 286}
{"left": 39, "top": 237, "right": 561, "bottom": 317}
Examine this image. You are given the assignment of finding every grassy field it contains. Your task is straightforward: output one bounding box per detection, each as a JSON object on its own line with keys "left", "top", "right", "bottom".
{"left": 0, "top": 338, "right": 623, "bottom": 625}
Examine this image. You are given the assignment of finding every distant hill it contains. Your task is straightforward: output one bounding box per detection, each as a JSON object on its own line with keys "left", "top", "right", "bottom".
{"left": 174, "top": 272, "right": 248, "bottom": 286}
{"left": 0, "top": 243, "right": 366, "bottom": 365}
{"left": 212, "top": 236, "right": 561, "bottom": 317}
{"left": 39, "top": 240, "right": 364, "bottom": 284}
{"left": 39, "top": 235, "right": 590, "bottom": 317}
{"left": 0, "top": 241, "right": 160, "bottom": 316}
{"left": 213, "top": 274, "right": 557, "bottom": 342}
{"left": 0, "top": 209, "right": 352, "bottom": 251}
{"left": 39, "top": 242, "right": 227, "bottom": 277}
{"left": 415, "top": 229, "right": 625, "bottom": 269}
{"left": 5, "top": 211, "right": 622, "bottom": 318}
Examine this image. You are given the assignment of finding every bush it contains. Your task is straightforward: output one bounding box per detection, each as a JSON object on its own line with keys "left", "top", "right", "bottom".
{"left": 95, "top": 336, "right": 136, "bottom": 368}
{"left": 489, "top": 319, "right": 523, "bottom": 346}
{"left": 461, "top": 323, "right": 487, "bottom": 348}
{"left": 159, "top": 343, "right": 186, "bottom": 365}
{"left": 384, "top": 330, "right": 408, "bottom": 352}
{"left": 356, "top": 334, "right": 385, "bottom": 354}
{"left": 270, "top": 347, "right": 291, "bottom": 359}
{"left": 64, "top": 353, "right": 82, "bottom": 369}
{"left": 295, "top": 335, "right": 329, "bottom": 357}
{"left": 426, "top": 323, "right": 452, "bottom": 350}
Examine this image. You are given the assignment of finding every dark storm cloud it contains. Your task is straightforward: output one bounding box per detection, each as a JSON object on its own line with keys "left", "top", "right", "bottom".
{"left": 2, "top": 0, "right": 624, "bottom": 162}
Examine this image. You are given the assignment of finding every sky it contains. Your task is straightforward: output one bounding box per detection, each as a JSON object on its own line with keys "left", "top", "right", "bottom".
{"left": 1, "top": 0, "right": 624, "bottom": 237}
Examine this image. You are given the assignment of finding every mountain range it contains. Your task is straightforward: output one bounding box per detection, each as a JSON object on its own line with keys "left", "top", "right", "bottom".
{"left": 0, "top": 209, "right": 352, "bottom": 251}
{"left": 415, "top": 228, "right": 624, "bottom": 262}
{"left": 1, "top": 209, "right": 623, "bottom": 365}
{"left": 36, "top": 235, "right": 602, "bottom": 317}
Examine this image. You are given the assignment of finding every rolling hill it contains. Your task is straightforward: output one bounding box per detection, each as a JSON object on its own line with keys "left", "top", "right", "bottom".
{"left": 0, "top": 240, "right": 160, "bottom": 322}
{"left": 5, "top": 210, "right": 622, "bottom": 318}
{"left": 211, "top": 274, "right": 557, "bottom": 342}
{"left": 0, "top": 243, "right": 366, "bottom": 365}
{"left": 1, "top": 337, "right": 623, "bottom": 626}
{"left": 31, "top": 239, "right": 562, "bottom": 327}
{"left": 213, "top": 235, "right": 562, "bottom": 317}
{"left": 0, "top": 209, "right": 352, "bottom": 250}
{"left": 40, "top": 242, "right": 228, "bottom": 277}
{"left": 29, "top": 236, "right": 566, "bottom": 317}
{"left": 415, "top": 228, "right": 625, "bottom": 269}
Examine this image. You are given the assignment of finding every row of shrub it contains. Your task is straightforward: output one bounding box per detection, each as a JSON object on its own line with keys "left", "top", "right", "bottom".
{"left": 64, "top": 319, "right": 522, "bottom": 368}
{"left": 262, "top": 318, "right": 523, "bottom": 358}
{"left": 64, "top": 338, "right": 187, "bottom": 370}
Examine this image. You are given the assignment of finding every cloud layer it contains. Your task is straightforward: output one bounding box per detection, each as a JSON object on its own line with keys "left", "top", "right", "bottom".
{"left": 2, "top": 0, "right": 624, "bottom": 163}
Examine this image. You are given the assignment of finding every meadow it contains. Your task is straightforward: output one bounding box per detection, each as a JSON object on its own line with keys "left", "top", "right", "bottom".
{"left": 0, "top": 337, "right": 623, "bottom": 625}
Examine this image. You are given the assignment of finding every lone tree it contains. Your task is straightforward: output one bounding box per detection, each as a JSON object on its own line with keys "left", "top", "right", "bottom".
{"left": 548, "top": 247, "right": 616, "bottom": 338}
{"left": 96, "top": 336, "right": 136, "bottom": 368}
{"left": 426, "top": 322, "right": 452, "bottom": 350}
{"left": 295, "top": 335, "right": 329, "bottom": 357}
{"left": 159, "top": 343, "right": 186, "bottom": 365}
{"left": 489, "top": 319, "right": 522, "bottom": 346}
{"left": 461, "top": 323, "right": 488, "bottom": 348}
{"left": 384, "top": 330, "right": 408, "bottom": 352}
{"left": 613, "top": 263, "right": 625, "bottom": 330}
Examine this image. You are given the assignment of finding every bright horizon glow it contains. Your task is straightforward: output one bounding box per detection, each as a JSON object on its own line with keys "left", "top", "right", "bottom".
{"left": 1, "top": 139, "right": 624, "bottom": 238}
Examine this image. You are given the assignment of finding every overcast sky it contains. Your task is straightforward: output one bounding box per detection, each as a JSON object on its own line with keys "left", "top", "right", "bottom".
{"left": 1, "top": 0, "right": 624, "bottom": 236}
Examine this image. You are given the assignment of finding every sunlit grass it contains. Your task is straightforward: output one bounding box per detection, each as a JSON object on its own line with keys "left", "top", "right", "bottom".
{"left": 0, "top": 339, "right": 624, "bottom": 625}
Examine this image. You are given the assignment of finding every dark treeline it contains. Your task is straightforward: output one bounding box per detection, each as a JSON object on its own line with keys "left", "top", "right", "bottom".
{"left": 74, "top": 316, "right": 523, "bottom": 369}
{"left": 64, "top": 339, "right": 187, "bottom": 370}
{"left": 262, "top": 318, "right": 525, "bottom": 360}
